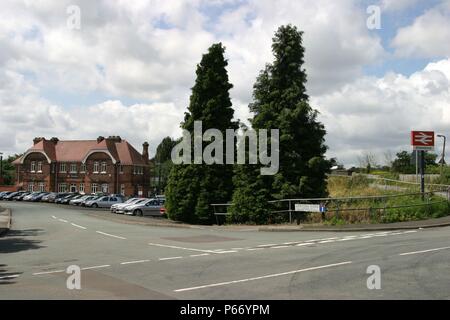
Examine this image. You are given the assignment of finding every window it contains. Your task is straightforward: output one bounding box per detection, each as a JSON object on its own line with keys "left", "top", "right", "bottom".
{"left": 80, "top": 163, "right": 87, "bottom": 173}
{"left": 101, "top": 183, "right": 109, "bottom": 193}
{"left": 28, "top": 182, "right": 34, "bottom": 192}
{"left": 70, "top": 184, "right": 77, "bottom": 193}
{"left": 93, "top": 162, "right": 99, "bottom": 173}
{"left": 60, "top": 163, "right": 67, "bottom": 173}
{"left": 134, "top": 166, "right": 143, "bottom": 175}
{"left": 37, "top": 161, "right": 42, "bottom": 173}
{"left": 30, "top": 161, "right": 36, "bottom": 172}
{"left": 91, "top": 183, "right": 98, "bottom": 194}
{"left": 70, "top": 163, "right": 77, "bottom": 173}
{"left": 101, "top": 162, "right": 107, "bottom": 173}
{"left": 58, "top": 183, "right": 67, "bottom": 193}
{"left": 38, "top": 182, "right": 45, "bottom": 192}
{"left": 79, "top": 183, "right": 85, "bottom": 194}
{"left": 120, "top": 184, "right": 125, "bottom": 196}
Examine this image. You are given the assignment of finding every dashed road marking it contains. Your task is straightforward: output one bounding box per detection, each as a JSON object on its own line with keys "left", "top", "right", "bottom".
{"left": 215, "top": 250, "right": 238, "bottom": 254}
{"left": 159, "top": 256, "right": 183, "bottom": 261}
{"left": 120, "top": 260, "right": 150, "bottom": 265}
{"left": 399, "top": 246, "right": 450, "bottom": 256}
{"left": 148, "top": 242, "right": 214, "bottom": 253}
{"left": 96, "top": 231, "right": 126, "bottom": 240}
{"left": 189, "top": 253, "right": 210, "bottom": 257}
{"left": 272, "top": 245, "right": 290, "bottom": 249}
{"left": 71, "top": 223, "right": 87, "bottom": 230}
{"left": 58, "top": 219, "right": 68, "bottom": 223}
{"left": 0, "top": 274, "right": 20, "bottom": 280}
{"left": 81, "top": 265, "right": 111, "bottom": 270}
{"left": 174, "top": 261, "right": 353, "bottom": 292}
{"left": 33, "top": 270, "right": 65, "bottom": 276}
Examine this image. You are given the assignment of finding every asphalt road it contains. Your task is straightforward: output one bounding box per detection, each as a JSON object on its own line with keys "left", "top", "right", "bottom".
{"left": 0, "top": 201, "right": 449, "bottom": 299}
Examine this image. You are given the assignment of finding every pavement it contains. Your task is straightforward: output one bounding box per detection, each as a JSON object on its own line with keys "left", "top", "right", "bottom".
{"left": 1, "top": 201, "right": 450, "bottom": 299}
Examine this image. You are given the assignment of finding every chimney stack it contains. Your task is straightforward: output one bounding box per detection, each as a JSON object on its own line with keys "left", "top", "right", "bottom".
{"left": 50, "top": 137, "right": 59, "bottom": 144}
{"left": 97, "top": 136, "right": 105, "bottom": 143}
{"left": 142, "top": 142, "right": 149, "bottom": 163}
{"left": 33, "top": 137, "right": 45, "bottom": 145}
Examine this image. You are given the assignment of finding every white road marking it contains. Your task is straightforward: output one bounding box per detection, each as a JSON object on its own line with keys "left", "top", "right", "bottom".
{"left": 58, "top": 219, "right": 68, "bottom": 223}
{"left": 271, "top": 245, "right": 290, "bottom": 249}
{"left": 296, "top": 243, "right": 314, "bottom": 246}
{"left": 189, "top": 253, "right": 210, "bottom": 257}
{"left": 96, "top": 231, "right": 126, "bottom": 240}
{"left": 231, "top": 248, "right": 244, "bottom": 250}
{"left": 120, "top": 260, "right": 150, "bottom": 265}
{"left": 0, "top": 274, "right": 20, "bottom": 280}
{"left": 148, "top": 242, "right": 214, "bottom": 253}
{"left": 71, "top": 223, "right": 87, "bottom": 230}
{"left": 51, "top": 216, "right": 57, "bottom": 219}
{"left": 81, "top": 265, "right": 110, "bottom": 270}
{"left": 215, "top": 250, "right": 238, "bottom": 254}
{"left": 399, "top": 246, "right": 450, "bottom": 256}
{"left": 174, "top": 261, "right": 353, "bottom": 292}
{"left": 318, "top": 240, "right": 336, "bottom": 243}
{"left": 159, "top": 256, "right": 183, "bottom": 261}
{"left": 401, "top": 230, "right": 418, "bottom": 234}
{"left": 357, "top": 236, "right": 373, "bottom": 239}
{"left": 33, "top": 270, "right": 65, "bottom": 275}
{"left": 257, "top": 244, "right": 277, "bottom": 247}
{"left": 246, "top": 248, "right": 264, "bottom": 251}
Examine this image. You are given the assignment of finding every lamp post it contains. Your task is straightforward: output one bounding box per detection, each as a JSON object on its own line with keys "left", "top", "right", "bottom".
{"left": 437, "top": 134, "right": 446, "bottom": 177}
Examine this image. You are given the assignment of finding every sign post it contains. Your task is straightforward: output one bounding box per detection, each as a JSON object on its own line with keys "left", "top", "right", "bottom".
{"left": 411, "top": 131, "right": 435, "bottom": 200}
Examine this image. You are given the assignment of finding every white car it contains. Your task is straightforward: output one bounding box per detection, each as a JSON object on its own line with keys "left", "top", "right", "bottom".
{"left": 123, "top": 198, "right": 164, "bottom": 216}
{"left": 85, "top": 195, "right": 123, "bottom": 208}
{"left": 69, "top": 195, "right": 91, "bottom": 206}
{"left": 115, "top": 198, "right": 148, "bottom": 214}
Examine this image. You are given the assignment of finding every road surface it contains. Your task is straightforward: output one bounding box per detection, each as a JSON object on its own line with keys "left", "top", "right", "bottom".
{"left": 1, "top": 201, "right": 449, "bottom": 299}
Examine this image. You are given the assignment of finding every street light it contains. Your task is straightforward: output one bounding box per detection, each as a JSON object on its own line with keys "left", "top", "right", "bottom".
{"left": 437, "top": 134, "right": 446, "bottom": 176}
{"left": 0, "top": 152, "right": 3, "bottom": 184}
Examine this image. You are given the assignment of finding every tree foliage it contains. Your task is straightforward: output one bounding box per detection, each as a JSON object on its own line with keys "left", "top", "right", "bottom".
{"left": 165, "top": 43, "right": 238, "bottom": 224}
{"left": 230, "top": 25, "right": 332, "bottom": 223}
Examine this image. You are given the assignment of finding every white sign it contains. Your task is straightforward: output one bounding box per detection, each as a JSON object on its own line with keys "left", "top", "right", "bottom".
{"left": 295, "top": 204, "right": 321, "bottom": 212}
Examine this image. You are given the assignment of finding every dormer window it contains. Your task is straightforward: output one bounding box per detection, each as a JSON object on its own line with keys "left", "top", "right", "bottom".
{"left": 30, "top": 161, "right": 36, "bottom": 172}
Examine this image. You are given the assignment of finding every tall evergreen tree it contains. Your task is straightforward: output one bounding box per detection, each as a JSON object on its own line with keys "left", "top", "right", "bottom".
{"left": 230, "top": 25, "right": 331, "bottom": 223}
{"left": 166, "top": 43, "right": 238, "bottom": 224}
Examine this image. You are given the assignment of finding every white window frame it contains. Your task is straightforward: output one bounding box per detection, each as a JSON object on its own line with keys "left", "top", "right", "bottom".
{"left": 101, "top": 183, "right": 109, "bottom": 193}
{"left": 58, "top": 183, "right": 67, "bottom": 193}
{"left": 91, "top": 183, "right": 98, "bottom": 194}
{"left": 101, "top": 161, "right": 107, "bottom": 174}
{"left": 70, "top": 163, "right": 77, "bottom": 173}
{"left": 80, "top": 163, "right": 87, "bottom": 173}
{"left": 38, "top": 182, "right": 45, "bottom": 192}
{"left": 28, "top": 182, "right": 34, "bottom": 192}
{"left": 93, "top": 162, "right": 99, "bottom": 173}
{"left": 70, "top": 184, "right": 77, "bottom": 193}
{"left": 120, "top": 184, "right": 125, "bottom": 196}
{"left": 37, "top": 161, "right": 42, "bottom": 173}
{"left": 79, "top": 183, "right": 85, "bottom": 194}
{"left": 30, "top": 161, "right": 36, "bottom": 173}
{"left": 60, "top": 163, "right": 67, "bottom": 173}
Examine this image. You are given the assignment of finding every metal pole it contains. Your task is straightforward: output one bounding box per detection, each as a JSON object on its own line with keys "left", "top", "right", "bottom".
{"left": 0, "top": 153, "right": 3, "bottom": 184}
{"left": 420, "top": 150, "right": 425, "bottom": 201}
{"left": 416, "top": 150, "right": 418, "bottom": 183}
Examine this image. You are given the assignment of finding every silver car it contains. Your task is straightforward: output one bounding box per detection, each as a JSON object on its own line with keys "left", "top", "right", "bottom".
{"left": 111, "top": 197, "right": 140, "bottom": 213}
{"left": 123, "top": 198, "right": 165, "bottom": 216}
{"left": 86, "top": 195, "right": 123, "bottom": 208}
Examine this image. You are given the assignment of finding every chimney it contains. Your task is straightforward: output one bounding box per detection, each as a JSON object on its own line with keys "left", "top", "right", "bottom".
{"left": 107, "top": 135, "right": 122, "bottom": 142}
{"left": 50, "top": 137, "right": 59, "bottom": 144}
{"left": 97, "top": 136, "right": 105, "bottom": 143}
{"left": 142, "top": 142, "right": 149, "bottom": 163}
{"left": 33, "top": 137, "right": 44, "bottom": 145}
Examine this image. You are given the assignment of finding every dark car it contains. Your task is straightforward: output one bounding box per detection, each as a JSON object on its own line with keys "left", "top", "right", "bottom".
{"left": 0, "top": 191, "right": 12, "bottom": 200}
{"left": 30, "top": 192, "right": 48, "bottom": 202}
{"left": 14, "top": 192, "right": 31, "bottom": 201}
{"left": 41, "top": 192, "right": 57, "bottom": 202}
{"left": 48, "top": 193, "right": 68, "bottom": 203}
{"left": 60, "top": 194, "right": 83, "bottom": 204}
{"left": 57, "top": 193, "right": 79, "bottom": 204}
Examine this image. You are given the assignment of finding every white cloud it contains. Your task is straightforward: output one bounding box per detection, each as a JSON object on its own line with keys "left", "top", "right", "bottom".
{"left": 392, "top": 1, "right": 450, "bottom": 58}
{"left": 381, "top": 0, "right": 420, "bottom": 12}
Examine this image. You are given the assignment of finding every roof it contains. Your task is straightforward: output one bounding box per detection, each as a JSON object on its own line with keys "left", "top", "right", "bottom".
{"left": 13, "top": 137, "right": 149, "bottom": 166}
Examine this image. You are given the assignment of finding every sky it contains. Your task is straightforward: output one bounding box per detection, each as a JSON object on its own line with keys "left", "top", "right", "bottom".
{"left": 0, "top": 0, "right": 450, "bottom": 167}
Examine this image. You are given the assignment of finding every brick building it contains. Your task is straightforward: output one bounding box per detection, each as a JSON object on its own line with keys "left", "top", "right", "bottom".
{"left": 12, "top": 136, "right": 151, "bottom": 197}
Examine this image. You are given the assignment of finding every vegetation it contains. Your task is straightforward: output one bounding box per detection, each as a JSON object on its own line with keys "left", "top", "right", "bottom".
{"left": 165, "top": 43, "right": 238, "bottom": 224}
{"left": 0, "top": 154, "right": 20, "bottom": 185}
{"left": 229, "top": 25, "right": 331, "bottom": 224}
{"left": 150, "top": 137, "right": 177, "bottom": 194}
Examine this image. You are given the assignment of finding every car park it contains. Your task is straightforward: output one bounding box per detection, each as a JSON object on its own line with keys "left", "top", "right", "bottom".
{"left": 3, "top": 191, "right": 21, "bottom": 201}
{"left": 0, "top": 191, "right": 11, "bottom": 200}
{"left": 69, "top": 195, "right": 93, "bottom": 206}
{"left": 41, "top": 192, "right": 57, "bottom": 202}
{"left": 23, "top": 192, "right": 41, "bottom": 201}
{"left": 55, "top": 193, "right": 77, "bottom": 204}
{"left": 60, "top": 194, "right": 82, "bottom": 204}
{"left": 111, "top": 197, "right": 142, "bottom": 214}
{"left": 79, "top": 195, "right": 100, "bottom": 207}
{"left": 123, "top": 198, "right": 165, "bottom": 217}
{"left": 14, "top": 192, "right": 31, "bottom": 201}
{"left": 30, "top": 192, "right": 49, "bottom": 202}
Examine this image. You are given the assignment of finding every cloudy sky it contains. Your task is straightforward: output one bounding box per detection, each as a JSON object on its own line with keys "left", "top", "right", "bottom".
{"left": 1, "top": 0, "right": 449, "bottom": 166}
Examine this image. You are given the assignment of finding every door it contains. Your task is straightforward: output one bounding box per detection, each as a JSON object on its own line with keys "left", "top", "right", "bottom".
{"left": 143, "top": 199, "right": 161, "bottom": 216}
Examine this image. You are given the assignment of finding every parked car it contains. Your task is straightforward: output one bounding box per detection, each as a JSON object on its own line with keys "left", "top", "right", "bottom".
{"left": 55, "top": 193, "right": 78, "bottom": 204}
{"left": 115, "top": 198, "right": 149, "bottom": 214}
{"left": 23, "top": 192, "right": 41, "bottom": 201}
{"left": 14, "top": 192, "right": 31, "bottom": 201}
{"left": 124, "top": 198, "right": 165, "bottom": 216}
{"left": 160, "top": 206, "right": 166, "bottom": 216}
{"left": 50, "top": 193, "right": 69, "bottom": 203}
{"left": 60, "top": 194, "right": 82, "bottom": 204}
{"left": 79, "top": 195, "right": 100, "bottom": 207}
{"left": 85, "top": 195, "right": 123, "bottom": 208}
{"left": 41, "top": 192, "right": 57, "bottom": 202}
{"left": 111, "top": 197, "right": 141, "bottom": 213}
{"left": 3, "top": 191, "right": 21, "bottom": 201}
{"left": 0, "top": 191, "right": 12, "bottom": 200}
{"left": 30, "top": 192, "right": 49, "bottom": 202}
{"left": 69, "top": 195, "right": 92, "bottom": 206}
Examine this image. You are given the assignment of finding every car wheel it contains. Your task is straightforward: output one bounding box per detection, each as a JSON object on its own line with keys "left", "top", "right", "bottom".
{"left": 134, "top": 209, "right": 143, "bottom": 216}
{"left": 92, "top": 203, "right": 98, "bottom": 208}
